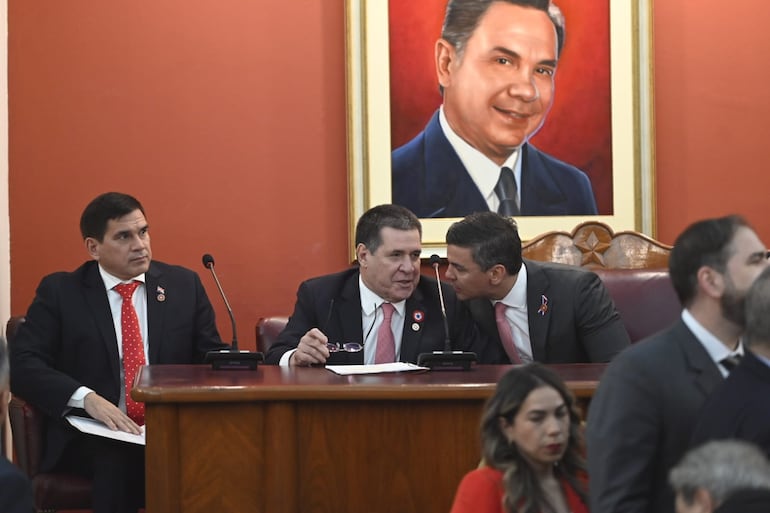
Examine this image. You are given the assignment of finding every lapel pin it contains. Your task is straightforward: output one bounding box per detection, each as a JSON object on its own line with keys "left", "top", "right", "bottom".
{"left": 412, "top": 322, "right": 421, "bottom": 332}
{"left": 412, "top": 310, "right": 424, "bottom": 322}
{"left": 156, "top": 286, "right": 166, "bottom": 302}
{"left": 537, "top": 295, "right": 548, "bottom": 316}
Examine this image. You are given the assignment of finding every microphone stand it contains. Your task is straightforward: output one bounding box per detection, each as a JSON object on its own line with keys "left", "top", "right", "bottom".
{"left": 202, "top": 254, "right": 263, "bottom": 370}
{"left": 416, "top": 255, "right": 477, "bottom": 371}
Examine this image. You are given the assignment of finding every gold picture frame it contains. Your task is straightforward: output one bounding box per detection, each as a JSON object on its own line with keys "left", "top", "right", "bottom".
{"left": 346, "top": 0, "right": 655, "bottom": 254}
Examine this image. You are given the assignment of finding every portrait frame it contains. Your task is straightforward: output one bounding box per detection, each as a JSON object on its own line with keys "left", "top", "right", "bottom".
{"left": 345, "top": 0, "right": 655, "bottom": 254}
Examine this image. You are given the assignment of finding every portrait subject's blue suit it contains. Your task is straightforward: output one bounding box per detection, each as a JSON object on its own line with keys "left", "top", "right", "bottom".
{"left": 391, "top": 110, "right": 598, "bottom": 218}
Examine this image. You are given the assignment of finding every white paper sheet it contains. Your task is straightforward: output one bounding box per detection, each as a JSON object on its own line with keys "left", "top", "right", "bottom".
{"left": 326, "top": 362, "right": 429, "bottom": 375}
{"left": 66, "top": 415, "right": 146, "bottom": 446}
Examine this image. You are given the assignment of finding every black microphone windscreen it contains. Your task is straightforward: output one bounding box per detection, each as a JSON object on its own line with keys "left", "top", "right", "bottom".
{"left": 429, "top": 254, "right": 441, "bottom": 266}
{"left": 202, "top": 254, "right": 215, "bottom": 269}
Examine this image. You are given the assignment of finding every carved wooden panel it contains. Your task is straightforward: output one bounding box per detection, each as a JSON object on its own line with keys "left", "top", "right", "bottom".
{"left": 522, "top": 221, "right": 672, "bottom": 269}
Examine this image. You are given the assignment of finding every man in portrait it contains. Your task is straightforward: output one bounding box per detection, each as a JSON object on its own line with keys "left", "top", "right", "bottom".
{"left": 391, "top": 0, "right": 597, "bottom": 218}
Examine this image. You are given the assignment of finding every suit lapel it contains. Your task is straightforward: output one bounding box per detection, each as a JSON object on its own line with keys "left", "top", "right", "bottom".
{"left": 677, "top": 321, "right": 724, "bottom": 397}
{"left": 146, "top": 264, "right": 165, "bottom": 364}
{"left": 336, "top": 272, "right": 365, "bottom": 364}
{"left": 401, "top": 287, "right": 426, "bottom": 363}
{"left": 520, "top": 144, "right": 571, "bottom": 215}
{"left": 524, "top": 261, "right": 551, "bottom": 362}
{"left": 82, "top": 263, "right": 121, "bottom": 384}
{"left": 423, "top": 112, "right": 488, "bottom": 218}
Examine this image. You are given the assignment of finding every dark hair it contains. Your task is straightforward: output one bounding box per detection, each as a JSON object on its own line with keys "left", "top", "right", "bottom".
{"left": 442, "top": 0, "right": 565, "bottom": 59}
{"left": 80, "top": 192, "right": 145, "bottom": 241}
{"left": 669, "top": 215, "right": 751, "bottom": 307}
{"left": 446, "top": 211, "right": 523, "bottom": 275}
{"left": 481, "top": 364, "right": 586, "bottom": 513}
{"left": 355, "top": 204, "right": 422, "bottom": 254}
{"left": 745, "top": 266, "right": 770, "bottom": 347}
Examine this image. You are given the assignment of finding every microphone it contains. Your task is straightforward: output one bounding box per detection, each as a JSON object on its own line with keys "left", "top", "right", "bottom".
{"left": 201, "top": 253, "right": 263, "bottom": 370}
{"left": 416, "top": 255, "right": 477, "bottom": 371}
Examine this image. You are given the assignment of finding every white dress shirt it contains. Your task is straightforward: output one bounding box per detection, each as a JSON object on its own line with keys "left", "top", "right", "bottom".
{"left": 67, "top": 266, "right": 148, "bottom": 412}
{"left": 491, "top": 263, "right": 533, "bottom": 362}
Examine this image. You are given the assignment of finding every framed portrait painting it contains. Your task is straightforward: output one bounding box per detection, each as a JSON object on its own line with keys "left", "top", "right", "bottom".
{"left": 346, "top": 0, "right": 655, "bottom": 253}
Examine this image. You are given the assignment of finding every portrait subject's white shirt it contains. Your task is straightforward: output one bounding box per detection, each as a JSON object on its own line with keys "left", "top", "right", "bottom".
{"left": 439, "top": 105, "right": 522, "bottom": 210}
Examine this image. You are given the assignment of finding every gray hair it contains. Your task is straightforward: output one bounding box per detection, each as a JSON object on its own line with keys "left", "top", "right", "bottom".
{"left": 745, "top": 266, "right": 770, "bottom": 348}
{"left": 669, "top": 440, "right": 770, "bottom": 506}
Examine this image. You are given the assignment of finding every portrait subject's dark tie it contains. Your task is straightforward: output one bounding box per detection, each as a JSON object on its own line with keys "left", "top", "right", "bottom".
{"left": 114, "top": 281, "right": 146, "bottom": 425}
{"left": 720, "top": 353, "right": 742, "bottom": 372}
{"left": 495, "top": 166, "right": 520, "bottom": 216}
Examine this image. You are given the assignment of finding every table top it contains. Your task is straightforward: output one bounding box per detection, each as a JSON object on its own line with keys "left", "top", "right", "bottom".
{"left": 133, "top": 363, "right": 606, "bottom": 403}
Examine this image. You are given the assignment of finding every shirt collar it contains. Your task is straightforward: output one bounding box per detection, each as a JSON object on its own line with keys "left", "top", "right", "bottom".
{"left": 358, "top": 275, "right": 406, "bottom": 317}
{"left": 493, "top": 262, "right": 528, "bottom": 309}
{"left": 98, "top": 264, "right": 146, "bottom": 292}
{"left": 439, "top": 106, "right": 521, "bottom": 203}
{"left": 681, "top": 309, "right": 744, "bottom": 364}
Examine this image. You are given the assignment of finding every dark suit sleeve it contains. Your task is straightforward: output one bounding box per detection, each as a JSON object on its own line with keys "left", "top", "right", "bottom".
{"left": 265, "top": 280, "right": 318, "bottom": 364}
{"left": 444, "top": 285, "right": 492, "bottom": 358}
{"left": 9, "top": 274, "right": 85, "bottom": 418}
{"left": 0, "top": 462, "right": 34, "bottom": 513}
{"left": 574, "top": 272, "right": 630, "bottom": 362}
{"left": 586, "top": 352, "right": 659, "bottom": 513}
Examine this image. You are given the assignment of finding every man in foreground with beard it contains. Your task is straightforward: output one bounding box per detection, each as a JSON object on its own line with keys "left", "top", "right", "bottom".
{"left": 586, "top": 215, "right": 770, "bottom": 513}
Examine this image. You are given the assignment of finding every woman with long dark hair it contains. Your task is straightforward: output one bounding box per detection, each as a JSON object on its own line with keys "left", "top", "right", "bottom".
{"left": 450, "top": 364, "right": 588, "bottom": 513}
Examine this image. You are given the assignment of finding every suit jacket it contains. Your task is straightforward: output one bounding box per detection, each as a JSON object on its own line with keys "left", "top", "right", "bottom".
{"left": 0, "top": 457, "right": 34, "bottom": 513}
{"left": 586, "top": 320, "right": 725, "bottom": 513}
{"left": 391, "top": 110, "right": 598, "bottom": 218}
{"left": 467, "top": 260, "right": 629, "bottom": 364}
{"left": 690, "top": 350, "right": 770, "bottom": 456}
{"left": 264, "top": 267, "right": 489, "bottom": 364}
{"left": 9, "top": 260, "right": 228, "bottom": 471}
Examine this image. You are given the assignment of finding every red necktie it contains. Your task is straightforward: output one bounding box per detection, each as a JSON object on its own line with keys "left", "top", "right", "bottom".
{"left": 495, "top": 302, "right": 522, "bottom": 364}
{"left": 114, "top": 281, "right": 146, "bottom": 425}
{"left": 375, "top": 303, "right": 396, "bottom": 363}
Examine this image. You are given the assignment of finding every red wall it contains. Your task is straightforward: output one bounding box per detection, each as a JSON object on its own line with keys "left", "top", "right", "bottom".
{"left": 8, "top": 1, "right": 770, "bottom": 349}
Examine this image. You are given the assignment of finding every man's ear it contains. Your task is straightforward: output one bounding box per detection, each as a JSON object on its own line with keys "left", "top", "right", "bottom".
{"left": 488, "top": 264, "right": 508, "bottom": 285}
{"left": 435, "top": 38, "right": 457, "bottom": 90}
{"left": 84, "top": 237, "right": 100, "bottom": 260}
{"left": 697, "top": 266, "right": 724, "bottom": 299}
{"left": 356, "top": 243, "right": 369, "bottom": 268}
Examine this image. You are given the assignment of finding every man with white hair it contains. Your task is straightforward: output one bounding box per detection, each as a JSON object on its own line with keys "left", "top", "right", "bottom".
{"left": 669, "top": 440, "right": 770, "bottom": 513}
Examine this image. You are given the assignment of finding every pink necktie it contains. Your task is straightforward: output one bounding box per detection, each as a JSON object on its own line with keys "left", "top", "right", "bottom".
{"left": 495, "top": 302, "right": 522, "bottom": 364}
{"left": 375, "top": 303, "right": 396, "bottom": 363}
{"left": 114, "top": 281, "right": 146, "bottom": 425}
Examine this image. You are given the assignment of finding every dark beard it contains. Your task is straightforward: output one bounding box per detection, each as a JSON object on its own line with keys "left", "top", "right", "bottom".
{"left": 721, "top": 286, "right": 747, "bottom": 327}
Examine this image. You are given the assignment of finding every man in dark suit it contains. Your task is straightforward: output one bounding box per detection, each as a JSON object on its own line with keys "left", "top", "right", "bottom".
{"left": 443, "top": 211, "right": 628, "bottom": 364}
{"left": 586, "top": 215, "right": 770, "bottom": 513}
{"left": 690, "top": 266, "right": 770, "bottom": 456}
{"left": 391, "top": 0, "right": 597, "bottom": 218}
{"left": 0, "top": 337, "right": 34, "bottom": 513}
{"left": 9, "top": 192, "right": 228, "bottom": 513}
{"left": 265, "top": 204, "right": 485, "bottom": 366}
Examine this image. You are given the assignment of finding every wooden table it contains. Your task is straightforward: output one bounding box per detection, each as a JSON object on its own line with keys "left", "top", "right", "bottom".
{"left": 133, "top": 364, "right": 605, "bottom": 513}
